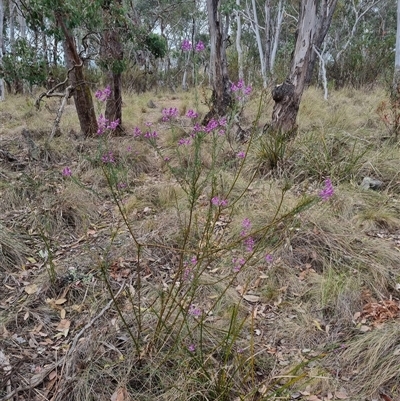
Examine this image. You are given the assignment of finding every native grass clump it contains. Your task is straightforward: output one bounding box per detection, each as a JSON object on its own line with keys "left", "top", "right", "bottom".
{"left": 1, "top": 85, "right": 400, "bottom": 401}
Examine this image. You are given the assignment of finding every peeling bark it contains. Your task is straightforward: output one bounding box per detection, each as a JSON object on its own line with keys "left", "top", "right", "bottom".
{"left": 270, "top": 0, "right": 338, "bottom": 136}
{"left": 56, "top": 13, "right": 98, "bottom": 136}
{"left": 101, "top": 0, "right": 123, "bottom": 129}
{"left": 205, "top": 0, "right": 232, "bottom": 123}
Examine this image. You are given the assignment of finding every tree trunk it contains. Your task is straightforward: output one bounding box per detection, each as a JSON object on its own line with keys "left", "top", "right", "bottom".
{"left": 250, "top": 0, "right": 267, "bottom": 87}
{"left": 101, "top": 29, "right": 123, "bottom": 127}
{"left": 56, "top": 13, "right": 98, "bottom": 136}
{"left": 269, "top": 0, "right": 284, "bottom": 74}
{"left": 236, "top": 0, "right": 244, "bottom": 80}
{"left": 270, "top": 0, "right": 338, "bottom": 136}
{"left": 0, "top": 0, "right": 4, "bottom": 101}
{"left": 205, "top": 0, "right": 232, "bottom": 123}
{"left": 100, "top": 2, "right": 123, "bottom": 129}
{"left": 394, "top": 0, "right": 400, "bottom": 88}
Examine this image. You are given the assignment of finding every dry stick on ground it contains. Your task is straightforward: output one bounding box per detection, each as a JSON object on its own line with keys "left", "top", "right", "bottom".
{"left": 49, "top": 85, "right": 74, "bottom": 141}
{"left": 0, "top": 282, "right": 126, "bottom": 401}
{"left": 35, "top": 63, "right": 82, "bottom": 142}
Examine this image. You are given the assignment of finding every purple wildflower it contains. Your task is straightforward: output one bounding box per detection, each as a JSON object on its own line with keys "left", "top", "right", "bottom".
{"left": 244, "top": 237, "right": 255, "bottom": 253}
{"left": 144, "top": 131, "right": 158, "bottom": 139}
{"left": 95, "top": 86, "right": 111, "bottom": 102}
{"left": 242, "top": 218, "right": 252, "bottom": 231}
{"left": 62, "top": 167, "right": 72, "bottom": 177}
{"left": 218, "top": 117, "right": 227, "bottom": 127}
{"left": 205, "top": 119, "right": 219, "bottom": 132}
{"left": 162, "top": 107, "right": 179, "bottom": 122}
{"left": 117, "top": 182, "right": 127, "bottom": 189}
{"left": 133, "top": 127, "right": 142, "bottom": 137}
{"left": 231, "top": 80, "right": 252, "bottom": 100}
{"left": 188, "top": 344, "right": 196, "bottom": 352}
{"left": 97, "top": 114, "right": 109, "bottom": 135}
{"left": 192, "top": 122, "right": 202, "bottom": 134}
{"left": 211, "top": 196, "right": 220, "bottom": 206}
{"left": 237, "top": 151, "right": 245, "bottom": 159}
{"left": 211, "top": 196, "right": 228, "bottom": 207}
{"left": 319, "top": 178, "right": 334, "bottom": 201}
{"left": 186, "top": 109, "right": 199, "bottom": 119}
{"left": 183, "top": 268, "right": 194, "bottom": 282}
{"left": 178, "top": 137, "right": 191, "bottom": 146}
{"left": 233, "top": 257, "right": 246, "bottom": 272}
{"left": 107, "top": 119, "right": 120, "bottom": 130}
{"left": 195, "top": 41, "right": 205, "bottom": 52}
{"left": 220, "top": 199, "right": 228, "bottom": 207}
{"left": 244, "top": 85, "right": 252, "bottom": 96}
{"left": 188, "top": 304, "right": 201, "bottom": 317}
{"left": 102, "top": 151, "right": 115, "bottom": 164}
{"left": 181, "top": 39, "right": 192, "bottom": 52}
{"left": 265, "top": 254, "right": 273, "bottom": 264}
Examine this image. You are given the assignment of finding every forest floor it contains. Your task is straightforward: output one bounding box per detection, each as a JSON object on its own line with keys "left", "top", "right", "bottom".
{"left": 0, "top": 86, "right": 400, "bottom": 401}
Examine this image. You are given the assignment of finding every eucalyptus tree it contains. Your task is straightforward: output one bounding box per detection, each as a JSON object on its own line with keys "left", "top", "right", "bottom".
{"left": 326, "top": 0, "right": 391, "bottom": 88}
{"left": 18, "top": 0, "right": 103, "bottom": 135}
{"left": 205, "top": 0, "right": 232, "bottom": 121}
{"left": 0, "top": 0, "right": 4, "bottom": 100}
{"left": 270, "top": 0, "right": 338, "bottom": 136}
{"left": 395, "top": 0, "right": 400, "bottom": 87}
{"left": 235, "top": 0, "right": 285, "bottom": 85}
{"left": 100, "top": 0, "right": 124, "bottom": 127}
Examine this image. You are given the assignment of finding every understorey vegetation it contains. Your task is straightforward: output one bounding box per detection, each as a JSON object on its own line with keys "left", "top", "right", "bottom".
{"left": 1, "top": 1, "right": 400, "bottom": 400}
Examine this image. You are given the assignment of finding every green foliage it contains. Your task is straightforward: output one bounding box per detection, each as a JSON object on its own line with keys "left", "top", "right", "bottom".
{"left": 145, "top": 33, "right": 167, "bottom": 59}
{"left": 0, "top": 39, "right": 47, "bottom": 88}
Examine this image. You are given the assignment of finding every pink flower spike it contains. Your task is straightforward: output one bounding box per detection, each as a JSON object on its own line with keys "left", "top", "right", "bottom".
{"left": 265, "top": 254, "right": 274, "bottom": 264}
{"left": 242, "top": 218, "right": 251, "bottom": 230}
{"left": 107, "top": 119, "right": 120, "bottom": 130}
{"left": 319, "top": 178, "right": 334, "bottom": 201}
{"left": 211, "top": 196, "right": 220, "bottom": 206}
{"left": 95, "top": 86, "right": 111, "bottom": 102}
{"left": 62, "top": 167, "right": 72, "bottom": 177}
{"left": 178, "top": 137, "right": 191, "bottom": 146}
{"left": 186, "top": 109, "right": 198, "bottom": 119}
{"left": 133, "top": 127, "right": 142, "bottom": 137}
{"left": 244, "top": 86, "right": 252, "bottom": 96}
{"left": 188, "top": 304, "right": 201, "bottom": 317}
{"left": 237, "top": 151, "right": 245, "bottom": 159}
{"left": 218, "top": 117, "right": 227, "bottom": 127}
{"left": 244, "top": 237, "right": 255, "bottom": 253}
{"left": 181, "top": 39, "right": 192, "bottom": 52}
{"left": 195, "top": 41, "right": 205, "bottom": 52}
{"left": 188, "top": 344, "right": 196, "bottom": 352}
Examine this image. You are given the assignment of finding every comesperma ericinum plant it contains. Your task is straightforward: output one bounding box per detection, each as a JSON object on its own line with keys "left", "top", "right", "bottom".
{"left": 60, "top": 71, "right": 335, "bottom": 399}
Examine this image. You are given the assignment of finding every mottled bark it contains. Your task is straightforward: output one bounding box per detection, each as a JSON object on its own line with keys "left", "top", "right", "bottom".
{"left": 100, "top": 0, "right": 123, "bottom": 129}
{"left": 270, "top": 0, "right": 338, "bottom": 136}
{"left": 101, "top": 27, "right": 123, "bottom": 128}
{"left": 236, "top": 0, "right": 244, "bottom": 80}
{"left": 205, "top": 0, "right": 232, "bottom": 123}
{"left": 56, "top": 13, "right": 98, "bottom": 136}
{"left": 0, "top": 0, "right": 4, "bottom": 100}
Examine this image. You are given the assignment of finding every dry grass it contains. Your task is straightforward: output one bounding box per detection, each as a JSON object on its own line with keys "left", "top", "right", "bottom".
{"left": 1, "top": 86, "right": 400, "bottom": 401}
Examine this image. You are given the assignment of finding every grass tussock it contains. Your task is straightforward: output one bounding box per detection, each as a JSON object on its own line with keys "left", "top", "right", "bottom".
{"left": 0, "top": 224, "right": 30, "bottom": 271}
{"left": 1, "top": 86, "right": 400, "bottom": 401}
